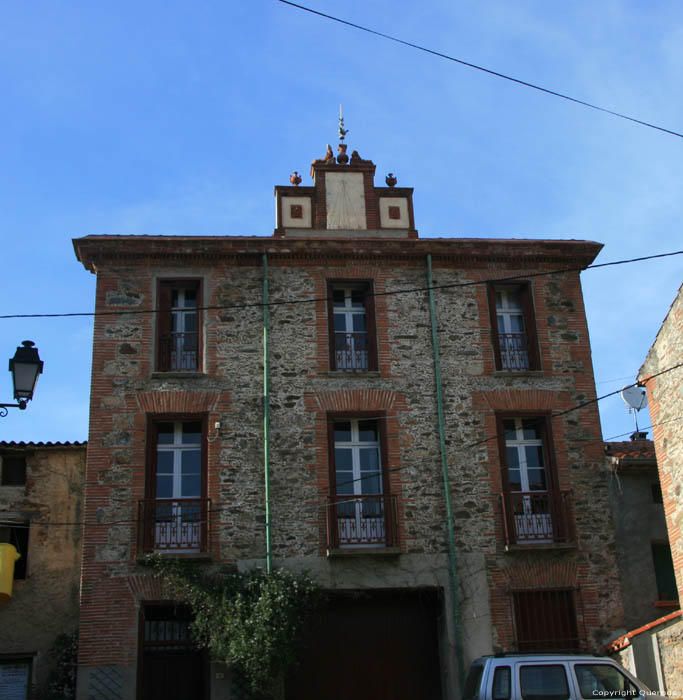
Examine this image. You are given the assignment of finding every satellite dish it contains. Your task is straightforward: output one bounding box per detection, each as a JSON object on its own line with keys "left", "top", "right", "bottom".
{"left": 621, "top": 385, "right": 648, "bottom": 411}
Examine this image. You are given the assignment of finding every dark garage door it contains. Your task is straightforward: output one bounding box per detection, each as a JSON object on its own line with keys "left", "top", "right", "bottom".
{"left": 287, "top": 588, "right": 443, "bottom": 700}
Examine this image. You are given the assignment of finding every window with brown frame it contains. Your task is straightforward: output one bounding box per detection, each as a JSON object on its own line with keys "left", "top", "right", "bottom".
{"left": 497, "top": 415, "right": 574, "bottom": 546}
{"left": 488, "top": 282, "right": 539, "bottom": 371}
{"left": 140, "top": 417, "right": 209, "bottom": 553}
{"left": 327, "top": 281, "right": 378, "bottom": 372}
{"left": 157, "top": 280, "right": 202, "bottom": 372}
{"left": 326, "top": 415, "right": 396, "bottom": 549}
{"left": 513, "top": 588, "right": 580, "bottom": 651}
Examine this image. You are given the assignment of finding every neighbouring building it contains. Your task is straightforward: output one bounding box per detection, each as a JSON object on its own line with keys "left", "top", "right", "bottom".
{"left": 604, "top": 436, "right": 680, "bottom": 692}
{"left": 0, "top": 441, "right": 86, "bottom": 697}
{"left": 616, "top": 282, "right": 683, "bottom": 695}
{"left": 606, "top": 436, "right": 678, "bottom": 629}
{"left": 73, "top": 132, "right": 626, "bottom": 700}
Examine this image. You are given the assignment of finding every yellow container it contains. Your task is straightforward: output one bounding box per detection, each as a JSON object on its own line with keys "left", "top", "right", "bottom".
{"left": 0, "top": 543, "right": 20, "bottom": 604}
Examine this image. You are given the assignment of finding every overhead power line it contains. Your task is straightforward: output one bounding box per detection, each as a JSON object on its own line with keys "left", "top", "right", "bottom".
{"left": 1, "top": 249, "right": 681, "bottom": 320}
{"left": 278, "top": 0, "right": 683, "bottom": 140}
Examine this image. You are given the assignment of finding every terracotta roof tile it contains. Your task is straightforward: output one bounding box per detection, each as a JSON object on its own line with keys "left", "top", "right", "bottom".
{"left": 604, "top": 439, "right": 656, "bottom": 460}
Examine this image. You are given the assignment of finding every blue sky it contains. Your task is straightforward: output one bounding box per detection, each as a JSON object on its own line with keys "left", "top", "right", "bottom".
{"left": 1, "top": 0, "right": 681, "bottom": 444}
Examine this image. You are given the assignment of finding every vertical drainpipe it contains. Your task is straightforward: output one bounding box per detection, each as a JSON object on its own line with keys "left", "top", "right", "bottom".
{"left": 263, "top": 253, "right": 272, "bottom": 574}
{"left": 427, "top": 254, "right": 465, "bottom": 688}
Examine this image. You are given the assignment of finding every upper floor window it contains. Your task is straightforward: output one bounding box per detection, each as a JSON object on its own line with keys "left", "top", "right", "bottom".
{"left": 327, "top": 281, "right": 377, "bottom": 372}
{"left": 326, "top": 417, "right": 396, "bottom": 549}
{"left": 1, "top": 456, "right": 26, "bottom": 486}
{"left": 498, "top": 416, "right": 574, "bottom": 546}
{"left": 140, "top": 418, "right": 208, "bottom": 553}
{"left": 157, "top": 280, "right": 201, "bottom": 372}
{"left": 488, "top": 283, "right": 539, "bottom": 371}
{"left": 651, "top": 541, "right": 678, "bottom": 602}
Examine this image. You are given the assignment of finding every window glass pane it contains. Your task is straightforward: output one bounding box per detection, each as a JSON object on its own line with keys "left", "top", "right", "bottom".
{"left": 509, "top": 315, "right": 525, "bottom": 333}
{"left": 495, "top": 291, "right": 503, "bottom": 310}
{"left": 332, "top": 290, "right": 345, "bottom": 307}
{"left": 520, "top": 666, "right": 569, "bottom": 700}
{"left": 503, "top": 420, "right": 517, "bottom": 440}
{"left": 497, "top": 316, "right": 506, "bottom": 334}
{"left": 508, "top": 469, "right": 522, "bottom": 492}
{"left": 359, "top": 448, "right": 379, "bottom": 472}
{"left": 361, "top": 474, "right": 381, "bottom": 494}
{"left": 334, "top": 313, "right": 346, "bottom": 332}
{"left": 506, "top": 289, "right": 523, "bottom": 310}
{"left": 334, "top": 423, "right": 352, "bottom": 442}
{"left": 352, "top": 314, "right": 366, "bottom": 332}
{"left": 358, "top": 420, "right": 378, "bottom": 442}
{"left": 181, "top": 450, "right": 201, "bottom": 475}
{"left": 157, "top": 423, "right": 174, "bottom": 444}
{"left": 156, "top": 451, "right": 174, "bottom": 474}
{"left": 524, "top": 446, "right": 545, "bottom": 469}
{"left": 156, "top": 474, "right": 173, "bottom": 499}
{"left": 171, "top": 289, "right": 179, "bottom": 307}
{"left": 521, "top": 420, "right": 541, "bottom": 440}
{"left": 181, "top": 474, "right": 201, "bottom": 498}
{"left": 492, "top": 667, "right": 511, "bottom": 700}
{"left": 184, "top": 313, "right": 197, "bottom": 333}
{"left": 527, "top": 468, "right": 547, "bottom": 491}
{"left": 334, "top": 447, "right": 353, "bottom": 469}
{"left": 350, "top": 290, "right": 365, "bottom": 308}
{"left": 182, "top": 422, "right": 202, "bottom": 444}
{"left": 574, "top": 664, "right": 639, "bottom": 698}
{"left": 184, "top": 288, "right": 197, "bottom": 306}
{"left": 335, "top": 473, "right": 354, "bottom": 495}
{"left": 506, "top": 447, "right": 519, "bottom": 469}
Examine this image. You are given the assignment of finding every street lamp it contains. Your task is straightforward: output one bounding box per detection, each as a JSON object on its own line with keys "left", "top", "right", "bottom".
{"left": 0, "top": 341, "right": 44, "bottom": 417}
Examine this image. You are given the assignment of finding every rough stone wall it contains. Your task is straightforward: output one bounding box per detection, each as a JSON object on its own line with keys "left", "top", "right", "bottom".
{"left": 640, "top": 284, "right": 683, "bottom": 603}
{"left": 0, "top": 443, "right": 85, "bottom": 690}
{"left": 656, "top": 616, "right": 683, "bottom": 695}
{"left": 75, "top": 237, "right": 623, "bottom": 699}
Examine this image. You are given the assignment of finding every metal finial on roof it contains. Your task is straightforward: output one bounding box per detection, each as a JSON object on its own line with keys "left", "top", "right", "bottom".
{"left": 338, "top": 104, "right": 349, "bottom": 142}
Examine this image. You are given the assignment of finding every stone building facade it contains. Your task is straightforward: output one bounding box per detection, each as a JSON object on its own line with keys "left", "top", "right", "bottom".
{"left": 632, "top": 282, "right": 683, "bottom": 695}
{"left": 73, "top": 141, "right": 625, "bottom": 700}
{"left": 0, "top": 441, "right": 85, "bottom": 697}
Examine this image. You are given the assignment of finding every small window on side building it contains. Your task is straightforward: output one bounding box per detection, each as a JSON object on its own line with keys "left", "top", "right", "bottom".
{"left": 1, "top": 457, "right": 27, "bottom": 486}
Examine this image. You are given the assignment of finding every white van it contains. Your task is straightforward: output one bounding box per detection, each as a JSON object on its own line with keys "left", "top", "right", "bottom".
{"left": 462, "top": 654, "right": 651, "bottom": 700}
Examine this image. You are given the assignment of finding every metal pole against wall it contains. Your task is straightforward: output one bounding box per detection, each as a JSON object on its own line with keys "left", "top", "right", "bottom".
{"left": 263, "top": 253, "right": 272, "bottom": 573}
{"left": 427, "top": 253, "right": 465, "bottom": 687}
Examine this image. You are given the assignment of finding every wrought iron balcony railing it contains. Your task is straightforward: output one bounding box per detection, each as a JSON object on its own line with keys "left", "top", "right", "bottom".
{"left": 500, "top": 490, "right": 575, "bottom": 547}
{"left": 138, "top": 498, "right": 210, "bottom": 553}
{"left": 158, "top": 332, "right": 199, "bottom": 371}
{"left": 498, "top": 332, "right": 530, "bottom": 371}
{"left": 326, "top": 493, "right": 397, "bottom": 549}
{"left": 334, "top": 332, "right": 369, "bottom": 371}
